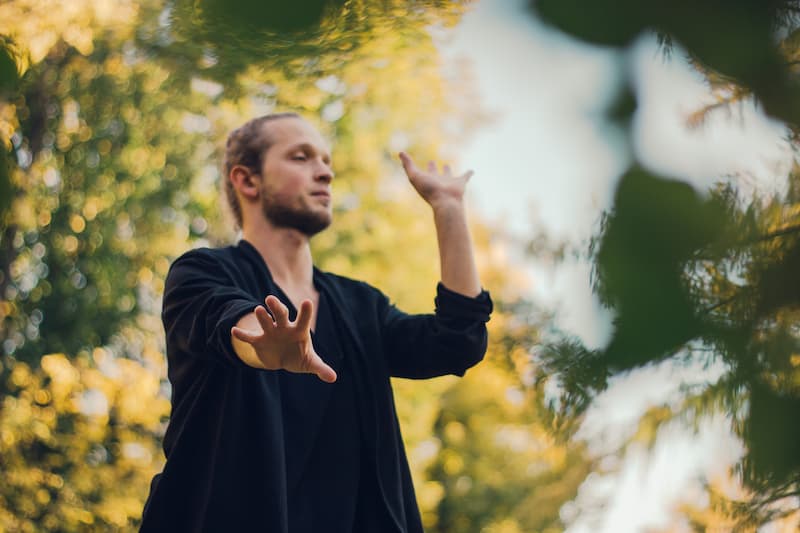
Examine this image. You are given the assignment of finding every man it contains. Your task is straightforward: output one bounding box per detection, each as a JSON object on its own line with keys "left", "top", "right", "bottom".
{"left": 140, "top": 112, "right": 492, "bottom": 532}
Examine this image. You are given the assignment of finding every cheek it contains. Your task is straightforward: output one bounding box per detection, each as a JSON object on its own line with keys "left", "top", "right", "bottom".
{"left": 262, "top": 182, "right": 306, "bottom": 207}
{"left": 262, "top": 166, "right": 306, "bottom": 197}
{"left": 282, "top": 179, "right": 307, "bottom": 199}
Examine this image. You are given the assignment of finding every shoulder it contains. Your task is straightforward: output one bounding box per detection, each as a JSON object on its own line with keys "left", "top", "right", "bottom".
{"left": 170, "top": 244, "right": 240, "bottom": 269}
{"left": 174, "top": 244, "right": 238, "bottom": 262}
{"left": 165, "top": 245, "right": 243, "bottom": 287}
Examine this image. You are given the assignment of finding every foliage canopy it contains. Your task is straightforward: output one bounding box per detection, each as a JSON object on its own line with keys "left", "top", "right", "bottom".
{"left": 533, "top": 0, "right": 800, "bottom": 527}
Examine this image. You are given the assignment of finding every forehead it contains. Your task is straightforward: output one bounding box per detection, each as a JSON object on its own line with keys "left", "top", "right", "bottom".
{"left": 263, "top": 117, "right": 330, "bottom": 153}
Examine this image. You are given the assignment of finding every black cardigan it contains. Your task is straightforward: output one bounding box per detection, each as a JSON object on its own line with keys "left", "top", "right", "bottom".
{"left": 140, "top": 240, "right": 492, "bottom": 532}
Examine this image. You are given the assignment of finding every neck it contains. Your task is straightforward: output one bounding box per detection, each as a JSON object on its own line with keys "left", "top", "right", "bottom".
{"left": 241, "top": 217, "right": 314, "bottom": 289}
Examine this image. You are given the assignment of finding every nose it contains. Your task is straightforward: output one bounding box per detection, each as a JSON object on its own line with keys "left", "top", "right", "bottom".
{"left": 315, "top": 161, "right": 333, "bottom": 184}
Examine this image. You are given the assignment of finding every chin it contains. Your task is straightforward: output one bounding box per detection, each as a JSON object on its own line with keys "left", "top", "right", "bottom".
{"left": 262, "top": 202, "right": 332, "bottom": 236}
{"left": 305, "top": 216, "right": 332, "bottom": 237}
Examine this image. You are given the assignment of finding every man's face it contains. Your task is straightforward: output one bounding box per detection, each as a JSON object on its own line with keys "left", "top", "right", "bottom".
{"left": 258, "top": 118, "right": 334, "bottom": 236}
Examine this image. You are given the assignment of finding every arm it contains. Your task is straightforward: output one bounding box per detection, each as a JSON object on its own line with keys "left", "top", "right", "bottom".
{"left": 379, "top": 283, "right": 492, "bottom": 378}
{"left": 374, "top": 153, "right": 490, "bottom": 379}
{"left": 432, "top": 202, "right": 481, "bottom": 297}
{"left": 163, "top": 250, "right": 335, "bottom": 382}
{"left": 162, "top": 250, "right": 264, "bottom": 366}
{"left": 399, "top": 152, "right": 481, "bottom": 297}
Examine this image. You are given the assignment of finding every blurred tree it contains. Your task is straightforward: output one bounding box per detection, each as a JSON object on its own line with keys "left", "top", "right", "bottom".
{"left": 0, "top": 0, "right": 589, "bottom": 530}
{"left": 0, "top": 0, "right": 221, "bottom": 528}
{"left": 0, "top": 36, "right": 20, "bottom": 220}
{"left": 535, "top": 0, "right": 800, "bottom": 124}
{"left": 0, "top": 353, "right": 170, "bottom": 530}
{"left": 531, "top": 0, "right": 800, "bottom": 529}
{"left": 143, "top": 0, "right": 468, "bottom": 92}
{"left": 427, "top": 296, "right": 593, "bottom": 533}
{"left": 650, "top": 470, "right": 800, "bottom": 532}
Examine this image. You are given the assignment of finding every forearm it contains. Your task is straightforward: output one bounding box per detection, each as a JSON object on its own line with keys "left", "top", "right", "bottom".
{"left": 231, "top": 313, "right": 268, "bottom": 369}
{"left": 431, "top": 200, "right": 481, "bottom": 298}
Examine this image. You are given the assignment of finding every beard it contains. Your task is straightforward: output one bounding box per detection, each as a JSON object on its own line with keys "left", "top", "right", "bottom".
{"left": 261, "top": 195, "right": 331, "bottom": 237}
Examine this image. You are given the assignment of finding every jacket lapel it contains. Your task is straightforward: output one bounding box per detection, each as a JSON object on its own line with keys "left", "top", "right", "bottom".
{"left": 313, "top": 272, "right": 369, "bottom": 364}
{"left": 315, "top": 272, "right": 407, "bottom": 532}
{"left": 280, "top": 272, "right": 345, "bottom": 495}
{"left": 237, "top": 241, "right": 342, "bottom": 495}
{"left": 312, "top": 272, "right": 381, "bottom": 452}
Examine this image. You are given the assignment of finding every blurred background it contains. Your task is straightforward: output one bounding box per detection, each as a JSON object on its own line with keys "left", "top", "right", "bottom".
{"left": 0, "top": 0, "right": 798, "bottom": 531}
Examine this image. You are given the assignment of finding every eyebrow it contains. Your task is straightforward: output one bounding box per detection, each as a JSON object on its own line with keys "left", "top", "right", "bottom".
{"left": 287, "top": 142, "right": 332, "bottom": 162}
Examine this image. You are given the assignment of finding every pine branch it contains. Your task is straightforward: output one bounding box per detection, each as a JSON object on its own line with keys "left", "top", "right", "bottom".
{"left": 702, "top": 295, "right": 740, "bottom": 315}
{"left": 751, "top": 223, "right": 800, "bottom": 243}
{"left": 751, "top": 488, "right": 800, "bottom": 510}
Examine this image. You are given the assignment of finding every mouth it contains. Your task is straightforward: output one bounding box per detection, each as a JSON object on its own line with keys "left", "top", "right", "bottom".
{"left": 310, "top": 191, "right": 331, "bottom": 200}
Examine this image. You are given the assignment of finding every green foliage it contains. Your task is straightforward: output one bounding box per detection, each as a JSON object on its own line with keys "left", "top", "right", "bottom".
{"left": 0, "top": 0, "right": 591, "bottom": 530}
{"left": 195, "top": 0, "right": 334, "bottom": 33}
{"left": 155, "top": 0, "right": 468, "bottom": 91}
{"left": 531, "top": 0, "right": 800, "bottom": 528}
{"left": 594, "top": 168, "right": 727, "bottom": 367}
{"left": 0, "top": 36, "right": 19, "bottom": 219}
{"left": 0, "top": 38, "right": 19, "bottom": 94}
{"left": 5, "top": 45, "right": 211, "bottom": 363}
{"left": 534, "top": 0, "right": 800, "bottom": 125}
{"left": 0, "top": 143, "right": 11, "bottom": 219}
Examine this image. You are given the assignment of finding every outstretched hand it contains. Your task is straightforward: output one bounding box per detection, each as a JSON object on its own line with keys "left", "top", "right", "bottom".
{"left": 398, "top": 151, "right": 473, "bottom": 209}
{"left": 231, "top": 295, "right": 337, "bottom": 383}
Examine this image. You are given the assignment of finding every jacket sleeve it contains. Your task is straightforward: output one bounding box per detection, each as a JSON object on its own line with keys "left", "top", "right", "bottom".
{"left": 162, "top": 250, "right": 262, "bottom": 368}
{"left": 379, "top": 282, "right": 492, "bottom": 379}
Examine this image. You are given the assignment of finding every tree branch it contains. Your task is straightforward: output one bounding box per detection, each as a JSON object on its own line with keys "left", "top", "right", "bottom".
{"left": 751, "top": 223, "right": 800, "bottom": 244}
{"left": 753, "top": 487, "right": 800, "bottom": 508}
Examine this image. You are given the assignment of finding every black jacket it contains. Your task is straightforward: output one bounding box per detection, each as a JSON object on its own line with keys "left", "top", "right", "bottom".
{"left": 140, "top": 240, "right": 492, "bottom": 532}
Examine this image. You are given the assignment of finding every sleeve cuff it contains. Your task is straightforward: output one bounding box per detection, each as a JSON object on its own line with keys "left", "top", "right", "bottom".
{"left": 434, "top": 282, "right": 493, "bottom": 322}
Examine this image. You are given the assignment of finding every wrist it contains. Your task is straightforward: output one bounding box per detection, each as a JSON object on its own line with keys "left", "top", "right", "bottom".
{"left": 429, "top": 196, "right": 466, "bottom": 214}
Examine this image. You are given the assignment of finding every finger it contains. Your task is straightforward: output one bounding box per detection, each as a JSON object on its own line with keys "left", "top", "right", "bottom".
{"left": 460, "top": 170, "right": 474, "bottom": 183}
{"left": 307, "top": 351, "right": 337, "bottom": 383}
{"left": 231, "top": 326, "right": 259, "bottom": 344}
{"left": 398, "top": 151, "right": 418, "bottom": 177}
{"left": 266, "top": 295, "right": 290, "bottom": 328}
{"left": 427, "top": 160, "right": 436, "bottom": 173}
{"left": 295, "top": 299, "right": 314, "bottom": 332}
{"left": 443, "top": 164, "right": 452, "bottom": 177}
{"left": 254, "top": 305, "right": 276, "bottom": 332}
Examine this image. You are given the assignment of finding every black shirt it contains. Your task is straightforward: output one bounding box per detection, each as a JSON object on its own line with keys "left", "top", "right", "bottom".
{"left": 140, "top": 240, "right": 492, "bottom": 532}
{"left": 284, "top": 286, "right": 386, "bottom": 532}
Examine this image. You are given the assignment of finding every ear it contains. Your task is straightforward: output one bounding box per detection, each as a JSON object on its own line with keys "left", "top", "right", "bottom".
{"left": 229, "top": 165, "right": 261, "bottom": 201}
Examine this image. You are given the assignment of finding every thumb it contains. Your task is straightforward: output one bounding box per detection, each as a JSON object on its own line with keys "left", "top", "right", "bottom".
{"left": 308, "top": 352, "right": 338, "bottom": 383}
{"left": 398, "top": 151, "right": 416, "bottom": 177}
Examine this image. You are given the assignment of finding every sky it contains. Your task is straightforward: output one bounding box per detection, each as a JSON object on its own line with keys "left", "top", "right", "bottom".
{"left": 437, "top": 0, "right": 795, "bottom": 531}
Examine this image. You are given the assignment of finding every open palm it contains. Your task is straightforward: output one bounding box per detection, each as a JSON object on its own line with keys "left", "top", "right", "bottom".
{"left": 399, "top": 151, "right": 473, "bottom": 208}
{"left": 231, "top": 295, "right": 336, "bottom": 383}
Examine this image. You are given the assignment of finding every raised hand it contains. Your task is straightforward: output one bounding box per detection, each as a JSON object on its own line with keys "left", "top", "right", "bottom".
{"left": 231, "top": 295, "right": 337, "bottom": 383}
{"left": 397, "top": 151, "right": 482, "bottom": 297}
{"left": 398, "top": 151, "right": 474, "bottom": 209}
